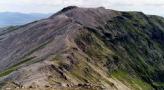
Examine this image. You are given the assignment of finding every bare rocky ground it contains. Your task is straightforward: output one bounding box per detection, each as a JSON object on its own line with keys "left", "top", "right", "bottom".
{"left": 0, "top": 6, "right": 164, "bottom": 90}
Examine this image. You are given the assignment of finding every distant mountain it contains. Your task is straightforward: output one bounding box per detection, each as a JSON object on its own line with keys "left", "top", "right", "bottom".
{"left": 0, "top": 12, "right": 51, "bottom": 27}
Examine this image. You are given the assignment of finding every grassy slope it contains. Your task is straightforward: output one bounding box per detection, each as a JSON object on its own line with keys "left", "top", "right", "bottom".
{"left": 0, "top": 57, "right": 35, "bottom": 77}
{"left": 73, "top": 31, "right": 153, "bottom": 89}
{"left": 74, "top": 12, "right": 164, "bottom": 89}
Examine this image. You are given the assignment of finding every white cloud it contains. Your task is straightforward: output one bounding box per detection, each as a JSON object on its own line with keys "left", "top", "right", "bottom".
{"left": 0, "top": 0, "right": 163, "bottom": 16}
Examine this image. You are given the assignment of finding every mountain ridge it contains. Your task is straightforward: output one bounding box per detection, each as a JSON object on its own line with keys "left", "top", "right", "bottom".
{"left": 0, "top": 6, "right": 164, "bottom": 90}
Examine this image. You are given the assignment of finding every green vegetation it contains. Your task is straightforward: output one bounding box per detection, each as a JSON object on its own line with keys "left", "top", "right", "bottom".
{"left": 153, "top": 82, "right": 164, "bottom": 87}
{"left": 74, "top": 26, "right": 157, "bottom": 89}
{"left": 0, "top": 57, "right": 35, "bottom": 77}
{"left": 75, "top": 32, "right": 114, "bottom": 66}
{"left": 112, "top": 70, "right": 153, "bottom": 90}
{"left": 0, "top": 67, "right": 17, "bottom": 77}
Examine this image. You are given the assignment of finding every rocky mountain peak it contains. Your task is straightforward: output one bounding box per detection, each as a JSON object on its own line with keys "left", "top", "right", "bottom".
{"left": 0, "top": 6, "right": 164, "bottom": 90}
{"left": 50, "top": 6, "right": 119, "bottom": 28}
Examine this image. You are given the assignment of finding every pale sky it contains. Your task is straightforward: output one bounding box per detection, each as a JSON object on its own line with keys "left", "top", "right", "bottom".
{"left": 0, "top": 0, "right": 164, "bottom": 16}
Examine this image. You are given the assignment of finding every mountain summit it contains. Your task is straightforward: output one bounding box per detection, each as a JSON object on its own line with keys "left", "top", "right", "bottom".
{"left": 0, "top": 6, "right": 164, "bottom": 90}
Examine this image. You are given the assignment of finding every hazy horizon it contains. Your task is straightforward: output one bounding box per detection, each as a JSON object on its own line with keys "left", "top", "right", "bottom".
{"left": 0, "top": 0, "right": 164, "bottom": 17}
